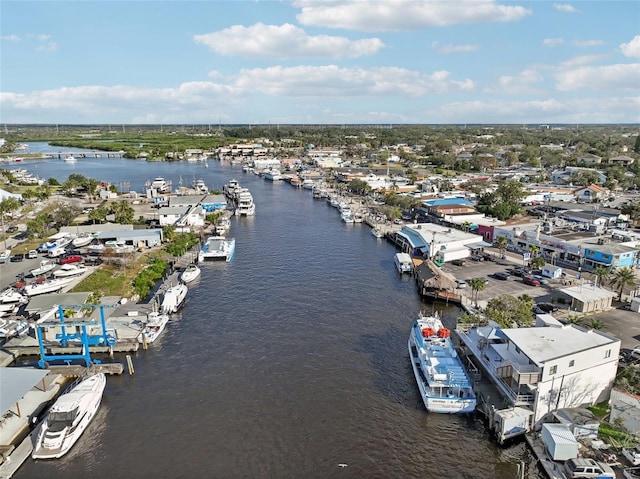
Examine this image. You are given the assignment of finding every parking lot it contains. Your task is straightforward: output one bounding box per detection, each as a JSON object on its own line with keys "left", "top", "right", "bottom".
{"left": 442, "top": 250, "right": 640, "bottom": 349}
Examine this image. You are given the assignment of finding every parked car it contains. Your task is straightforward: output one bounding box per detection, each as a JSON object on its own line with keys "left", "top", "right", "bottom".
{"left": 10, "top": 253, "right": 24, "bottom": 262}
{"left": 532, "top": 274, "right": 549, "bottom": 285}
{"left": 622, "top": 446, "right": 640, "bottom": 466}
{"left": 522, "top": 276, "right": 541, "bottom": 286}
{"left": 6, "top": 225, "right": 18, "bottom": 233}
{"left": 535, "top": 303, "right": 559, "bottom": 313}
{"left": 563, "top": 458, "right": 615, "bottom": 478}
{"left": 509, "top": 268, "right": 529, "bottom": 277}
{"left": 451, "top": 259, "right": 466, "bottom": 266}
{"left": 492, "top": 272, "right": 510, "bottom": 280}
{"left": 27, "top": 250, "right": 38, "bottom": 259}
{"left": 59, "top": 254, "right": 83, "bottom": 265}
{"left": 455, "top": 279, "right": 467, "bottom": 289}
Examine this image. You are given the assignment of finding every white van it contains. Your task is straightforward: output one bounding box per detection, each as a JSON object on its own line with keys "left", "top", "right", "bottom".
{"left": 48, "top": 246, "right": 66, "bottom": 258}
{"left": 27, "top": 250, "right": 38, "bottom": 259}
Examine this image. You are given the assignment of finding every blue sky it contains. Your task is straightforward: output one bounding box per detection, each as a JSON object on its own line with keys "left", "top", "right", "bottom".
{"left": 1, "top": 0, "right": 639, "bottom": 125}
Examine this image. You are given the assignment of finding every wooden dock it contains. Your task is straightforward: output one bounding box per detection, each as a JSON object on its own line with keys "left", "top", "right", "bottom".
{"left": 525, "top": 433, "right": 568, "bottom": 479}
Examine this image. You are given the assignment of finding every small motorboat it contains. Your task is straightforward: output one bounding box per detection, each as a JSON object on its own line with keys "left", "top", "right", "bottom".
{"left": 180, "top": 264, "right": 201, "bottom": 284}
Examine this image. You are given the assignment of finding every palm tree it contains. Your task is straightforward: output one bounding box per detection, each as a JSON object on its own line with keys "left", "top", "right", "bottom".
{"left": 528, "top": 244, "right": 540, "bottom": 258}
{"left": 588, "top": 318, "right": 604, "bottom": 330}
{"left": 530, "top": 256, "right": 545, "bottom": 270}
{"left": 610, "top": 267, "right": 638, "bottom": 301}
{"left": 0, "top": 196, "right": 21, "bottom": 250}
{"left": 592, "top": 266, "right": 611, "bottom": 288}
{"left": 469, "top": 278, "right": 487, "bottom": 308}
{"left": 461, "top": 221, "right": 473, "bottom": 233}
{"left": 494, "top": 236, "right": 508, "bottom": 260}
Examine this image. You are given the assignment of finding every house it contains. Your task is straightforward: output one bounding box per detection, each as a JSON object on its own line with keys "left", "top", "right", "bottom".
{"left": 574, "top": 184, "right": 607, "bottom": 203}
{"left": 576, "top": 153, "right": 602, "bottom": 165}
{"left": 582, "top": 243, "right": 638, "bottom": 270}
{"left": 551, "top": 167, "right": 606, "bottom": 185}
{"left": 608, "top": 155, "right": 635, "bottom": 167}
{"left": 394, "top": 223, "right": 488, "bottom": 263}
{"left": 541, "top": 264, "right": 563, "bottom": 279}
{"left": 157, "top": 205, "right": 204, "bottom": 228}
{"left": 560, "top": 283, "right": 617, "bottom": 313}
{"left": 457, "top": 323, "right": 620, "bottom": 423}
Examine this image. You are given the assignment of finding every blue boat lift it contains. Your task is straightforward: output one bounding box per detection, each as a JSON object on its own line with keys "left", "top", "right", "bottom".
{"left": 35, "top": 304, "right": 117, "bottom": 368}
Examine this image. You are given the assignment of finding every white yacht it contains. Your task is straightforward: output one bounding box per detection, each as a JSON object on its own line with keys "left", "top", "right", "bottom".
{"left": 53, "top": 264, "right": 89, "bottom": 278}
{"left": 150, "top": 177, "right": 169, "bottom": 192}
{"left": 0, "top": 287, "right": 27, "bottom": 304}
{"left": 394, "top": 252, "right": 414, "bottom": 274}
{"left": 161, "top": 283, "right": 188, "bottom": 314}
{"left": 32, "top": 373, "right": 107, "bottom": 459}
{"left": 180, "top": 263, "right": 201, "bottom": 284}
{"left": 72, "top": 233, "right": 94, "bottom": 248}
{"left": 408, "top": 313, "right": 476, "bottom": 413}
{"left": 30, "top": 259, "right": 57, "bottom": 277}
{"left": 23, "top": 277, "right": 75, "bottom": 296}
{"left": 63, "top": 154, "right": 77, "bottom": 162}
{"left": 194, "top": 178, "right": 208, "bottom": 194}
{"left": 214, "top": 217, "right": 230, "bottom": 236}
{"left": 198, "top": 236, "right": 235, "bottom": 262}
{"left": 263, "top": 168, "right": 282, "bottom": 181}
{"left": 138, "top": 311, "right": 170, "bottom": 344}
{"left": 235, "top": 189, "right": 255, "bottom": 216}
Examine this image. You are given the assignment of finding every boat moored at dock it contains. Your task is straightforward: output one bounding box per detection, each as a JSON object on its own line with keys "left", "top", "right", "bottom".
{"left": 32, "top": 373, "right": 107, "bottom": 459}
{"left": 394, "top": 252, "right": 413, "bottom": 274}
{"left": 198, "top": 236, "right": 235, "bottom": 262}
{"left": 161, "top": 283, "right": 188, "bottom": 314}
{"left": 138, "top": 311, "right": 170, "bottom": 344}
{"left": 180, "top": 263, "right": 201, "bottom": 284}
{"left": 408, "top": 313, "right": 476, "bottom": 413}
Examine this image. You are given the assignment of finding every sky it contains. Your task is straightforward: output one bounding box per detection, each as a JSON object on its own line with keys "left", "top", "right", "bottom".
{"left": 1, "top": 0, "right": 639, "bottom": 125}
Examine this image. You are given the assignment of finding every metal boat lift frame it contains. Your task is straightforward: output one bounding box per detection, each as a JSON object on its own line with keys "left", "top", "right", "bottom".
{"left": 35, "top": 304, "right": 117, "bottom": 368}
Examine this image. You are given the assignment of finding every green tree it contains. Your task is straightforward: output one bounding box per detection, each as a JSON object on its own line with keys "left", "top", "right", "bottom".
{"left": 592, "top": 266, "right": 611, "bottom": 288}
{"left": 485, "top": 294, "right": 534, "bottom": 328}
{"left": 610, "top": 267, "right": 638, "bottom": 301}
{"left": 109, "top": 200, "right": 135, "bottom": 224}
{"left": 88, "top": 206, "right": 109, "bottom": 224}
{"left": 0, "top": 196, "right": 21, "bottom": 249}
{"left": 530, "top": 256, "right": 545, "bottom": 270}
{"left": 494, "top": 236, "right": 508, "bottom": 260}
{"left": 468, "top": 278, "right": 487, "bottom": 308}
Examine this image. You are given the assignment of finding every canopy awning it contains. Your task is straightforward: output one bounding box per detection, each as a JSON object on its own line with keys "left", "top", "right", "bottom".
{"left": 465, "top": 241, "right": 493, "bottom": 249}
{"left": 0, "top": 367, "right": 49, "bottom": 415}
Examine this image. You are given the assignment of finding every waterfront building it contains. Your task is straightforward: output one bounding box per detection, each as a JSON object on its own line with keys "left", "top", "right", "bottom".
{"left": 560, "top": 283, "right": 617, "bottom": 313}
{"left": 394, "top": 223, "right": 489, "bottom": 264}
{"left": 458, "top": 322, "right": 620, "bottom": 424}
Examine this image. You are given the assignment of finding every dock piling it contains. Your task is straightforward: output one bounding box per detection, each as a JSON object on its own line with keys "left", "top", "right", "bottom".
{"left": 126, "top": 355, "right": 135, "bottom": 375}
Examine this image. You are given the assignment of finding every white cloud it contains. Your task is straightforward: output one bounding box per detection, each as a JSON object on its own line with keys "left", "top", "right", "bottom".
{"left": 573, "top": 40, "right": 604, "bottom": 47}
{"left": 232, "top": 65, "right": 475, "bottom": 97}
{"left": 558, "top": 53, "right": 608, "bottom": 68}
{"left": 621, "top": 35, "right": 640, "bottom": 58}
{"left": 543, "top": 38, "right": 564, "bottom": 47}
{"left": 486, "top": 69, "right": 544, "bottom": 94}
{"left": 555, "top": 63, "right": 640, "bottom": 92}
{"left": 36, "top": 42, "right": 59, "bottom": 53}
{"left": 294, "top": 0, "right": 531, "bottom": 32}
{"left": 1, "top": 35, "right": 20, "bottom": 42}
{"left": 194, "top": 23, "right": 383, "bottom": 59}
{"left": 553, "top": 4, "right": 578, "bottom": 13}
{"left": 432, "top": 41, "right": 479, "bottom": 54}
{"left": 36, "top": 34, "right": 51, "bottom": 41}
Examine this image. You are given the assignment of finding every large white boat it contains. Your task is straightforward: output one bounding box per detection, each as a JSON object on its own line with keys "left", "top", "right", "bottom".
{"left": 198, "top": 236, "right": 235, "bottom": 262}
{"left": 63, "top": 154, "right": 77, "bottom": 162}
{"left": 161, "top": 283, "right": 188, "bottom": 314}
{"left": 223, "top": 178, "right": 240, "bottom": 199}
{"left": 30, "top": 259, "right": 57, "bottom": 277}
{"left": 214, "top": 217, "right": 230, "bottom": 236}
{"left": 180, "top": 263, "right": 201, "bottom": 284}
{"left": 235, "top": 189, "right": 255, "bottom": 216}
{"left": 72, "top": 233, "right": 94, "bottom": 248}
{"left": 32, "top": 373, "right": 107, "bottom": 459}
{"left": 408, "top": 313, "right": 476, "bottom": 414}
{"left": 138, "top": 311, "right": 170, "bottom": 344}
{"left": 23, "top": 277, "right": 74, "bottom": 296}
{"left": 0, "top": 287, "right": 27, "bottom": 304}
{"left": 394, "top": 252, "right": 413, "bottom": 274}
{"left": 151, "top": 177, "right": 169, "bottom": 192}
{"left": 263, "top": 168, "right": 282, "bottom": 181}
{"left": 53, "top": 264, "right": 89, "bottom": 278}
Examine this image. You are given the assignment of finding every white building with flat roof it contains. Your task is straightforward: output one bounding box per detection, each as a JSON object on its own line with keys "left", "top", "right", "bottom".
{"left": 458, "top": 323, "right": 620, "bottom": 423}
{"left": 394, "top": 223, "right": 489, "bottom": 262}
